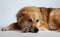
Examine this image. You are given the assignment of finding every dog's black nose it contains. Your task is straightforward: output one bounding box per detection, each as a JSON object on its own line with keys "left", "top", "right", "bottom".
{"left": 34, "top": 27, "right": 39, "bottom": 33}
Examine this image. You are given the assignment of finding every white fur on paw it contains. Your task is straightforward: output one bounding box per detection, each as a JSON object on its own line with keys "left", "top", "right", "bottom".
{"left": 2, "top": 27, "right": 9, "bottom": 31}
{"left": 22, "top": 28, "right": 26, "bottom": 32}
{"left": 22, "top": 27, "right": 30, "bottom": 32}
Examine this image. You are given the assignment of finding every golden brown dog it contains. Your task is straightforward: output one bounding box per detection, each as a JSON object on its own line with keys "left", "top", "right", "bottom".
{"left": 2, "top": 6, "right": 60, "bottom": 32}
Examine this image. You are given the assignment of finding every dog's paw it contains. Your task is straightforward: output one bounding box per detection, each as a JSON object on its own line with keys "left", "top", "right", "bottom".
{"left": 22, "top": 27, "right": 31, "bottom": 32}
{"left": 22, "top": 28, "right": 27, "bottom": 32}
{"left": 1, "top": 27, "right": 9, "bottom": 31}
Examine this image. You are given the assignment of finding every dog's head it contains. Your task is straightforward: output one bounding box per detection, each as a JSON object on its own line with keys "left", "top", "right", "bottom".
{"left": 16, "top": 6, "right": 48, "bottom": 32}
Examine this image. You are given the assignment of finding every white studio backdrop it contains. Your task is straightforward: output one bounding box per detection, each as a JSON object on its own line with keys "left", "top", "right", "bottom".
{"left": 0, "top": 0, "right": 60, "bottom": 26}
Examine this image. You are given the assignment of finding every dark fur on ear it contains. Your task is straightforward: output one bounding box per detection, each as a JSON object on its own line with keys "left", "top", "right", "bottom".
{"left": 39, "top": 7, "right": 49, "bottom": 23}
{"left": 39, "top": 7, "right": 53, "bottom": 23}
{"left": 39, "top": 7, "right": 50, "bottom": 30}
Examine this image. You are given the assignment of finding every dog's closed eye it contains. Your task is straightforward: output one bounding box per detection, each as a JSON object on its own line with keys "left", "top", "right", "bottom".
{"left": 28, "top": 19, "right": 32, "bottom": 22}
{"left": 36, "top": 20, "right": 39, "bottom": 22}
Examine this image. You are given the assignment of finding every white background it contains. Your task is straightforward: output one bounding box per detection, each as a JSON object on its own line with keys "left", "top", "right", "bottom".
{"left": 0, "top": 0, "right": 60, "bottom": 37}
{"left": 0, "top": 0, "right": 60, "bottom": 26}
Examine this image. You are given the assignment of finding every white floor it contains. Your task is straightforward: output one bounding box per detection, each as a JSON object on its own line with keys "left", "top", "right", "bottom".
{"left": 0, "top": 26, "right": 60, "bottom": 37}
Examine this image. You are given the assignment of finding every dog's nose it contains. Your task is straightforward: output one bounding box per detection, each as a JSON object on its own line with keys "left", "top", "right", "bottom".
{"left": 34, "top": 27, "right": 39, "bottom": 33}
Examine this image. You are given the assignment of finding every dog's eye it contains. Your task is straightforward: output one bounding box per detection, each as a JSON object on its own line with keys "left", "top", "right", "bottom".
{"left": 36, "top": 20, "right": 39, "bottom": 22}
{"left": 28, "top": 19, "right": 32, "bottom": 22}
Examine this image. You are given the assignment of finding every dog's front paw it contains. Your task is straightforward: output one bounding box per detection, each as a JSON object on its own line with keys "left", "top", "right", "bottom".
{"left": 1, "top": 27, "right": 9, "bottom": 31}
{"left": 22, "top": 27, "right": 31, "bottom": 32}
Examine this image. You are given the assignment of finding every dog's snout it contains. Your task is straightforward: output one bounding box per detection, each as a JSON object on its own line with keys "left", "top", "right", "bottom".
{"left": 34, "top": 27, "right": 39, "bottom": 33}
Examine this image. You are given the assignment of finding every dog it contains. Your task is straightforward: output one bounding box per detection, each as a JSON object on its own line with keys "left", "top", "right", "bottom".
{"left": 2, "top": 6, "right": 60, "bottom": 32}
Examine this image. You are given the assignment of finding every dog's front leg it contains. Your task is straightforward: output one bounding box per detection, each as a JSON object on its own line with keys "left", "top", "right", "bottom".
{"left": 2, "top": 22, "right": 19, "bottom": 31}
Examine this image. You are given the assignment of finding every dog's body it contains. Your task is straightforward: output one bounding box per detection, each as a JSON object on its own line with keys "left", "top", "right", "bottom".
{"left": 2, "top": 6, "right": 60, "bottom": 32}
{"left": 49, "top": 8, "right": 60, "bottom": 31}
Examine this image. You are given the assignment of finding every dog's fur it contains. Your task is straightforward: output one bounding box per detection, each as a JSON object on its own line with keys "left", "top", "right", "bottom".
{"left": 2, "top": 6, "right": 60, "bottom": 32}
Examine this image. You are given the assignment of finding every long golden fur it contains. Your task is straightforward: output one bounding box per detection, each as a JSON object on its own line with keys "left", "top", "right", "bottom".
{"left": 2, "top": 6, "right": 60, "bottom": 32}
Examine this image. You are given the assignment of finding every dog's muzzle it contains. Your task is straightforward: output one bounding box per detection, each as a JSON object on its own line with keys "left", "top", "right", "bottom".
{"left": 33, "top": 27, "right": 39, "bottom": 33}
{"left": 29, "top": 27, "right": 39, "bottom": 33}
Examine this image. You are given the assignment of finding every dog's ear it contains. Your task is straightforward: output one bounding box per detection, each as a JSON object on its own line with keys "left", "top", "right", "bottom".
{"left": 16, "top": 11, "right": 21, "bottom": 20}
{"left": 39, "top": 7, "right": 53, "bottom": 14}
{"left": 39, "top": 7, "right": 51, "bottom": 29}
{"left": 39, "top": 7, "right": 49, "bottom": 22}
{"left": 47, "top": 8, "right": 53, "bottom": 13}
{"left": 39, "top": 7, "right": 48, "bottom": 13}
{"left": 16, "top": 8, "right": 26, "bottom": 20}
